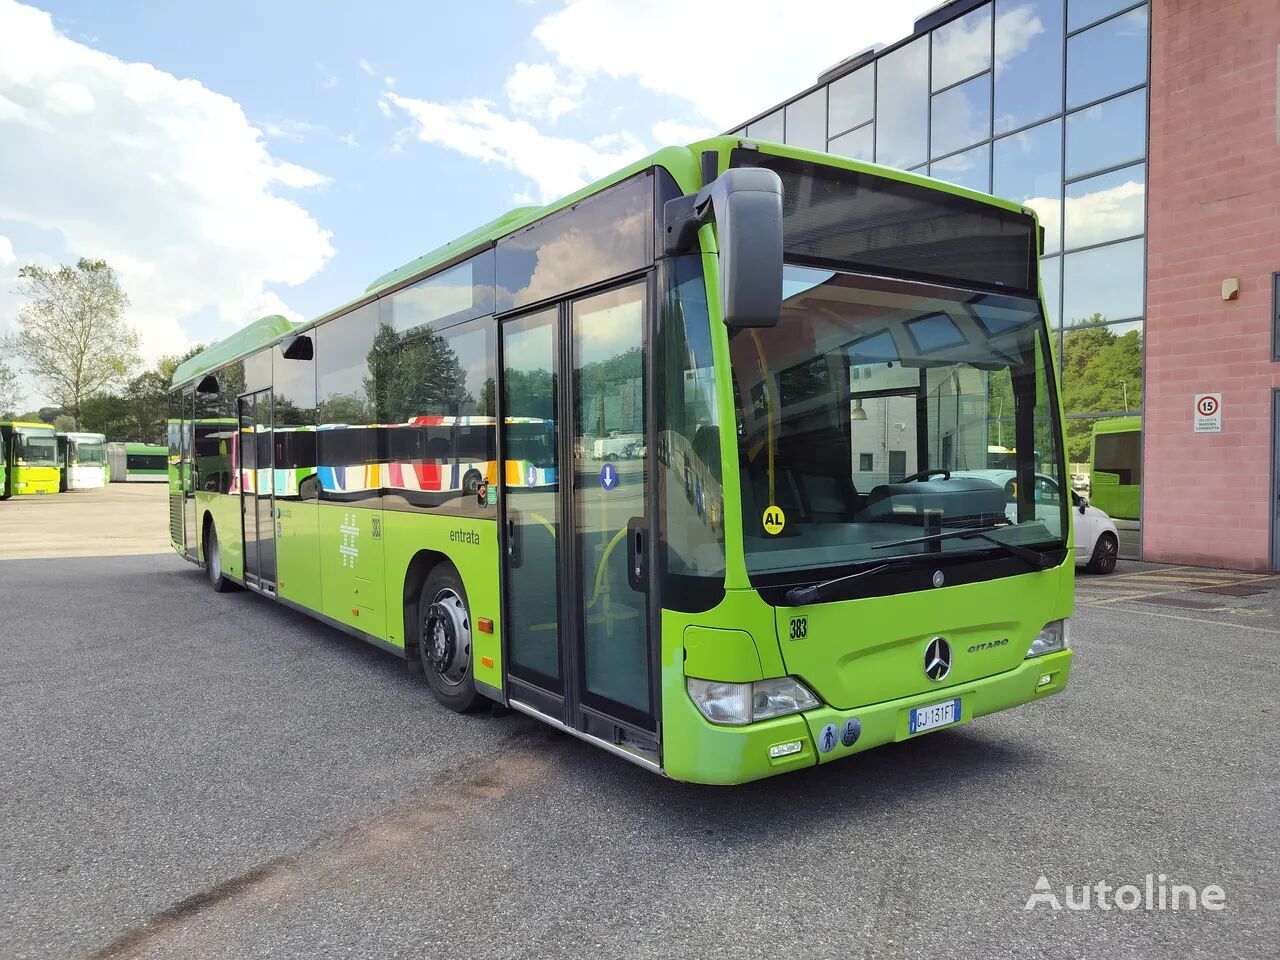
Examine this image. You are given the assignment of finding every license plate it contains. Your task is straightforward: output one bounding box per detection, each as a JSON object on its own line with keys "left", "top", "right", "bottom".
{"left": 909, "top": 698, "right": 962, "bottom": 735}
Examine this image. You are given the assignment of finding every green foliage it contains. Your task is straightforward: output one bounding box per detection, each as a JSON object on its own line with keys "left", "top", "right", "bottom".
{"left": 0, "top": 361, "right": 19, "bottom": 419}
{"left": 80, "top": 369, "right": 171, "bottom": 444}
{"left": 1060, "top": 315, "right": 1143, "bottom": 462}
{"left": 158, "top": 344, "right": 206, "bottom": 383}
{"left": 4, "top": 258, "right": 140, "bottom": 428}
{"left": 365, "top": 322, "right": 476, "bottom": 422}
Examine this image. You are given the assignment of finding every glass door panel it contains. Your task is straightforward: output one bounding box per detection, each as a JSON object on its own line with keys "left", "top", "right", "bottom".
{"left": 238, "top": 394, "right": 259, "bottom": 582}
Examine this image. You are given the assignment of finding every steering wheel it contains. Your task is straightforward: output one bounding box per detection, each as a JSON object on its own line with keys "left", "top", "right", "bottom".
{"left": 898, "top": 468, "right": 951, "bottom": 483}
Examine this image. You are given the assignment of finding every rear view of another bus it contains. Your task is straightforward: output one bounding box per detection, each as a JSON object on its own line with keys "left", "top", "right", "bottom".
{"left": 123, "top": 442, "right": 169, "bottom": 482}
{"left": 0, "top": 422, "right": 60, "bottom": 497}
{"left": 57, "top": 432, "right": 108, "bottom": 490}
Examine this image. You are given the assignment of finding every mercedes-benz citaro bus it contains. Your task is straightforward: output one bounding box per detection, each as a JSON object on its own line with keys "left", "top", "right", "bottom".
{"left": 0, "top": 421, "right": 60, "bottom": 497}
{"left": 57, "top": 431, "right": 108, "bottom": 490}
{"left": 166, "top": 137, "right": 1073, "bottom": 784}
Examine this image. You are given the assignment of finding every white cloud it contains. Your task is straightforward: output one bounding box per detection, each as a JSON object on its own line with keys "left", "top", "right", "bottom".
{"left": 358, "top": 57, "right": 375, "bottom": 76}
{"left": 532, "top": 0, "right": 932, "bottom": 128}
{"left": 651, "top": 119, "right": 718, "bottom": 146}
{"left": 322, "top": 75, "right": 339, "bottom": 90}
{"left": 386, "top": 92, "right": 645, "bottom": 202}
{"left": 0, "top": 234, "right": 14, "bottom": 266}
{"left": 505, "top": 62, "right": 583, "bottom": 121}
{"left": 0, "top": 0, "right": 333, "bottom": 364}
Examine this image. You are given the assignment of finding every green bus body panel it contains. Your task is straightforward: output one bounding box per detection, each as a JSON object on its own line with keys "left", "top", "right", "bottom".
{"left": 275, "top": 501, "right": 322, "bottom": 613}
{"left": 683, "top": 626, "right": 763, "bottom": 683}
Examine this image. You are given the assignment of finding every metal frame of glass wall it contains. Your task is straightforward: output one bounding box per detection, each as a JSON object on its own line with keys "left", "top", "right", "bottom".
{"left": 730, "top": 0, "right": 1150, "bottom": 492}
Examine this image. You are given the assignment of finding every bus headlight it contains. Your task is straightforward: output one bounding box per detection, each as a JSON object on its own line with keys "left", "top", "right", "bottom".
{"left": 1026, "top": 618, "right": 1070, "bottom": 658}
{"left": 687, "top": 677, "right": 820, "bottom": 726}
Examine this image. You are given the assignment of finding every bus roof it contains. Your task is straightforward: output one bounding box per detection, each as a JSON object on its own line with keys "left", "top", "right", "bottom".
{"left": 170, "top": 135, "right": 1037, "bottom": 391}
{"left": 57, "top": 431, "right": 106, "bottom": 442}
{"left": 124, "top": 442, "right": 167, "bottom": 453}
{"left": 1090, "top": 416, "right": 1142, "bottom": 437}
{"left": 0, "top": 420, "right": 55, "bottom": 432}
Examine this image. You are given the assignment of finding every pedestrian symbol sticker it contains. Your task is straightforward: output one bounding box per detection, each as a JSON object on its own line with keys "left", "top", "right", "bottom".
{"left": 600, "top": 463, "right": 618, "bottom": 491}
{"left": 762, "top": 505, "right": 786, "bottom": 535}
{"left": 818, "top": 722, "right": 839, "bottom": 753}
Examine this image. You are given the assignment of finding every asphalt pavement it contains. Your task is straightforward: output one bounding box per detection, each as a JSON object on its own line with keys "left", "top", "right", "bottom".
{"left": 1, "top": 551, "right": 1277, "bottom": 960}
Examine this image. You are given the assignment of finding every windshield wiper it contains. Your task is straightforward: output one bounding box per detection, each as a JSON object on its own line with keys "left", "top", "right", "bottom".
{"left": 871, "top": 525, "right": 1053, "bottom": 569}
{"left": 782, "top": 559, "right": 915, "bottom": 606}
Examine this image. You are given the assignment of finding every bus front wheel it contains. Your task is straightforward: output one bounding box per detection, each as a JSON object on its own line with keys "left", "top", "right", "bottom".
{"left": 205, "top": 524, "right": 234, "bottom": 593}
{"left": 418, "top": 564, "right": 482, "bottom": 713}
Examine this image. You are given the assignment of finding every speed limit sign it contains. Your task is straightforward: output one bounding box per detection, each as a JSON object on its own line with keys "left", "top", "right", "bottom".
{"left": 1193, "top": 393, "right": 1222, "bottom": 433}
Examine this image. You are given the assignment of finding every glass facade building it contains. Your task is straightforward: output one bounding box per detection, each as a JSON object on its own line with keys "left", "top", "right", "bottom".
{"left": 730, "top": 0, "right": 1150, "bottom": 547}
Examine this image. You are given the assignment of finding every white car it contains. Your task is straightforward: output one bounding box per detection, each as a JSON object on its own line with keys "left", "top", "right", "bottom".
{"left": 949, "top": 469, "right": 1119, "bottom": 574}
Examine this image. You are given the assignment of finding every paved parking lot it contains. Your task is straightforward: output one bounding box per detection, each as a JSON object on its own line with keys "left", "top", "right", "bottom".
{"left": 1, "top": 489, "right": 1277, "bottom": 959}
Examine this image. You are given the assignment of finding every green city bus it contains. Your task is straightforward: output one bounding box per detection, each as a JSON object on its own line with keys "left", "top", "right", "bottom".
{"left": 0, "top": 421, "right": 60, "bottom": 497}
{"left": 1089, "top": 416, "right": 1141, "bottom": 521}
{"left": 107, "top": 441, "right": 169, "bottom": 482}
{"left": 167, "top": 137, "right": 1073, "bottom": 784}
{"left": 57, "top": 431, "right": 108, "bottom": 490}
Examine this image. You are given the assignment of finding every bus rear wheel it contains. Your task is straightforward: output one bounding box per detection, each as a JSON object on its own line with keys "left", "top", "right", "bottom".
{"left": 418, "top": 564, "right": 482, "bottom": 713}
{"left": 205, "top": 523, "right": 234, "bottom": 593}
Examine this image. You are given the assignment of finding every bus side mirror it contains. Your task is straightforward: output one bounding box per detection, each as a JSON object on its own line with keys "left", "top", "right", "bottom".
{"left": 663, "top": 167, "right": 783, "bottom": 328}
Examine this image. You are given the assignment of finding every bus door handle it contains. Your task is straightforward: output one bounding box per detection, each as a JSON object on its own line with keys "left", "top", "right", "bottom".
{"left": 506, "top": 509, "right": 522, "bottom": 567}
{"left": 627, "top": 516, "right": 646, "bottom": 591}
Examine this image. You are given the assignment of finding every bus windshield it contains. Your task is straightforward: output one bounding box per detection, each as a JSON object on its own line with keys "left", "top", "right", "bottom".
{"left": 16, "top": 430, "right": 57, "bottom": 466}
{"left": 730, "top": 266, "right": 1066, "bottom": 579}
{"left": 74, "top": 440, "right": 107, "bottom": 464}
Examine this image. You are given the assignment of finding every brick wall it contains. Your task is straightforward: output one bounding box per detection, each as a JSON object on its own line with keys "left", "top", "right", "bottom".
{"left": 1144, "top": 0, "right": 1280, "bottom": 570}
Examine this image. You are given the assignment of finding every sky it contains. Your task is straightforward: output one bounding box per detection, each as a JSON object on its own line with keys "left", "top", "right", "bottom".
{"left": 0, "top": 0, "right": 934, "bottom": 409}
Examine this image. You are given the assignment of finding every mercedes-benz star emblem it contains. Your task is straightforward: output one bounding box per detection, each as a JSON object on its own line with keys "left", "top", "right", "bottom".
{"left": 924, "top": 637, "right": 952, "bottom": 681}
{"left": 932, "top": 569, "right": 945, "bottom": 588}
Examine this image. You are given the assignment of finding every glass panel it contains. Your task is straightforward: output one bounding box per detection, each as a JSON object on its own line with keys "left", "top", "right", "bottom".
{"left": 272, "top": 342, "right": 316, "bottom": 502}
{"left": 1064, "top": 162, "right": 1144, "bottom": 250}
{"left": 573, "top": 283, "right": 650, "bottom": 718}
{"left": 875, "top": 37, "right": 929, "bottom": 169}
{"left": 255, "top": 392, "right": 276, "bottom": 584}
{"left": 1065, "top": 88, "right": 1146, "bottom": 179}
{"left": 238, "top": 395, "right": 258, "bottom": 579}
{"left": 1039, "top": 255, "right": 1061, "bottom": 328}
{"left": 387, "top": 250, "right": 494, "bottom": 335}
{"left": 746, "top": 110, "right": 784, "bottom": 143}
{"left": 1061, "top": 319, "right": 1143, "bottom": 461}
{"left": 994, "top": 118, "right": 1063, "bottom": 254}
{"left": 316, "top": 303, "right": 380, "bottom": 503}
{"left": 660, "top": 257, "right": 725, "bottom": 595}
{"left": 502, "top": 308, "right": 561, "bottom": 688}
{"left": 931, "top": 73, "right": 992, "bottom": 158}
{"left": 785, "top": 89, "right": 827, "bottom": 151}
{"left": 1068, "top": 0, "right": 1137, "bottom": 32}
{"left": 496, "top": 174, "right": 651, "bottom": 311}
{"left": 995, "top": 0, "right": 1065, "bottom": 134}
{"left": 1062, "top": 238, "right": 1144, "bottom": 325}
{"left": 930, "top": 143, "right": 991, "bottom": 193}
{"left": 828, "top": 66, "right": 873, "bottom": 135}
{"left": 828, "top": 123, "right": 874, "bottom": 162}
{"left": 932, "top": 3, "right": 992, "bottom": 90}
{"left": 1066, "top": 6, "right": 1148, "bottom": 108}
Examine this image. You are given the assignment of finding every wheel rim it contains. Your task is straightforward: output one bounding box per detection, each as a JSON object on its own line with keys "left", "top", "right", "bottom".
{"left": 1098, "top": 536, "right": 1116, "bottom": 569}
{"left": 423, "top": 588, "right": 470, "bottom": 687}
{"left": 210, "top": 535, "right": 221, "bottom": 581}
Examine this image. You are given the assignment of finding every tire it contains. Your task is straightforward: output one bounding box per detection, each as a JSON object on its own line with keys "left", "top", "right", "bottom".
{"left": 417, "top": 564, "right": 482, "bottom": 713}
{"left": 462, "top": 468, "right": 483, "bottom": 496}
{"left": 205, "top": 523, "right": 234, "bottom": 593}
{"left": 1086, "top": 532, "right": 1118, "bottom": 574}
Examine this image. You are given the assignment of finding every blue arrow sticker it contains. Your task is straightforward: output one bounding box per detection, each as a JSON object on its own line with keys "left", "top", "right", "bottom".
{"left": 600, "top": 463, "right": 618, "bottom": 491}
{"left": 526, "top": 464, "right": 537, "bottom": 487}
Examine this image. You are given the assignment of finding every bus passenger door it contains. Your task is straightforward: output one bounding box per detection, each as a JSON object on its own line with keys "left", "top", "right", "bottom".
{"left": 500, "top": 279, "right": 657, "bottom": 756}
{"left": 238, "top": 388, "right": 277, "bottom": 593}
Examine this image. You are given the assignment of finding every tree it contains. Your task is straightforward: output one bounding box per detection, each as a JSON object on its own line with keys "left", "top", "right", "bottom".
{"left": 5, "top": 258, "right": 140, "bottom": 428}
{"left": 158, "top": 343, "right": 206, "bottom": 384}
{"left": 0, "top": 361, "right": 18, "bottom": 419}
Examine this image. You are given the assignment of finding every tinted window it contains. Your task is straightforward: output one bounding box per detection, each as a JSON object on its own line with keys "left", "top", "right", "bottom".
{"left": 194, "top": 366, "right": 237, "bottom": 495}
{"left": 994, "top": 0, "right": 1064, "bottom": 133}
{"left": 1039, "top": 255, "right": 1061, "bottom": 327}
{"left": 1068, "top": 0, "right": 1136, "bottom": 31}
{"left": 387, "top": 250, "right": 494, "bottom": 335}
{"left": 272, "top": 340, "right": 317, "bottom": 501}
{"left": 496, "top": 174, "right": 651, "bottom": 311}
{"left": 930, "top": 143, "right": 991, "bottom": 193}
{"left": 875, "top": 37, "right": 929, "bottom": 169}
{"left": 1064, "top": 162, "right": 1144, "bottom": 249}
{"left": 828, "top": 66, "right": 873, "bottom": 135}
{"left": 932, "top": 3, "right": 992, "bottom": 90}
{"left": 1065, "top": 88, "right": 1146, "bottom": 178}
{"left": 828, "top": 123, "right": 874, "bottom": 162}
{"left": 931, "top": 73, "right": 992, "bottom": 158}
{"left": 785, "top": 89, "right": 827, "bottom": 151}
{"left": 1062, "top": 237, "right": 1144, "bottom": 324}
{"left": 993, "top": 118, "right": 1063, "bottom": 254}
{"left": 746, "top": 110, "right": 784, "bottom": 143}
{"left": 1066, "top": 6, "right": 1148, "bottom": 108}
{"left": 316, "top": 303, "right": 380, "bottom": 503}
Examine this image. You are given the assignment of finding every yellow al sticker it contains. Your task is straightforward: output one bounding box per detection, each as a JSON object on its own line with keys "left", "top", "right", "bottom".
{"left": 762, "top": 505, "right": 786, "bottom": 536}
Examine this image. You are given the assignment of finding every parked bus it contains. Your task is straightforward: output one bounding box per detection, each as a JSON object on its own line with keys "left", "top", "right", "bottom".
{"left": 167, "top": 137, "right": 1073, "bottom": 784}
{"left": 1089, "top": 417, "right": 1141, "bottom": 521}
{"left": 57, "top": 431, "right": 108, "bottom": 490}
{"left": 107, "top": 441, "right": 169, "bottom": 482}
{"left": 0, "top": 421, "right": 59, "bottom": 497}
